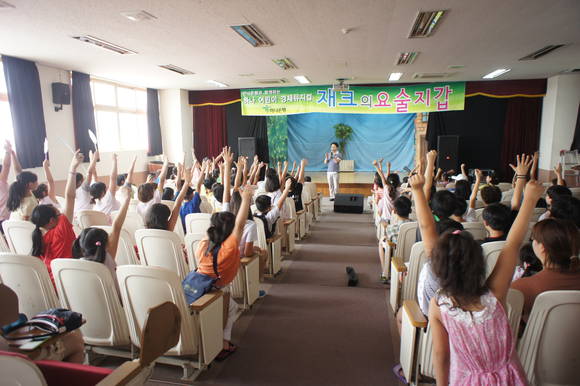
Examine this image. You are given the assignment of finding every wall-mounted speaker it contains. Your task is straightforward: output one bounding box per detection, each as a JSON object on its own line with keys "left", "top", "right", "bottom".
{"left": 437, "top": 135, "right": 459, "bottom": 172}
{"left": 238, "top": 137, "right": 256, "bottom": 159}
{"left": 51, "top": 82, "right": 70, "bottom": 111}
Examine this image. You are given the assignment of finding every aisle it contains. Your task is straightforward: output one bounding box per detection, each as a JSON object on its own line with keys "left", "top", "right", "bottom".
{"left": 151, "top": 201, "right": 399, "bottom": 385}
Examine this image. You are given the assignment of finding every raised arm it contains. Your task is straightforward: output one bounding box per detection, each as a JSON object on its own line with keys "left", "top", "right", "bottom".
{"left": 372, "top": 160, "right": 388, "bottom": 188}
{"left": 64, "top": 151, "right": 84, "bottom": 221}
{"left": 233, "top": 185, "right": 255, "bottom": 240}
{"left": 275, "top": 178, "right": 293, "bottom": 211}
{"left": 109, "top": 153, "right": 118, "bottom": 195}
{"left": 434, "top": 168, "right": 443, "bottom": 182}
{"left": 42, "top": 159, "right": 58, "bottom": 203}
{"left": 298, "top": 159, "right": 307, "bottom": 184}
{"left": 409, "top": 174, "right": 438, "bottom": 257}
{"left": 279, "top": 161, "right": 288, "bottom": 183}
{"left": 168, "top": 168, "right": 191, "bottom": 232}
{"left": 289, "top": 161, "right": 296, "bottom": 177}
{"left": 157, "top": 156, "right": 169, "bottom": 194}
{"left": 424, "top": 150, "right": 437, "bottom": 201}
{"left": 553, "top": 162, "right": 565, "bottom": 186}
{"left": 233, "top": 156, "right": 244, "bottom": 190}
{"left": 86, "top": 149, "right": 99, "bottom": 185}
{"left": 0, "top": 141, "right": 12, "bottom": 183}
{"left": 223, "top": 147, "right": 233, "bottom": 204}
{"left": 386, "top": 161, "right": 391, "bottom": 177}
{"left": 488, "top": 180, "right": 545, "bottom": 303}
{"left": 10, "top": 148, "right": 22, "bottom": 175}
{"left": 469, "top": 169, "right": 482, "bottom": 210}
{"left": 108, "top": 186, "right": 131, "bottom": 259}
{"left": 126, "top": 156, "right": 137, "bottom": 186}
{"left": 510, "top": 154, "right": 533, "bottom": 211}
{"left": 460, "top": 163, "right": 468, "bottom": 179}
{"left": 530, "top": 151, "right": 539, "bottom": 181}
{"left": 241, "top": 157, "right": 249, "bottom": 186}
{"left": 195, "top": 161, "right": 207, "bottom": 193}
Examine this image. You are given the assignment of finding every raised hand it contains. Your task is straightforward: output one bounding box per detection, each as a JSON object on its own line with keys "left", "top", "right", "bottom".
{"left": 409, "top": 173, "right": 426, "bottom": 190}
{"left": 553, "top": 162, "right": 563, "bottom": 176}
{"left": 43, "top": 158, "right": 50, "bottom": 168}
{"left": 284, "top": 177, "right": 292, "bottom": 191}
{"left": 475, "top": 168, "right": 483, "bottom": 180}
{"left": 70, "top": 150, "right": 84, "bottom": 169}
{"left": 426, "top": 150, "right": 437, "bottom": 165}
{"left": 240, "top": 184, "right": 256, "bottom": 200}
{"left": 372, "top": 159, "right": 378, "bottom": 167}
{"left": 509, "top": 153, "right": 533, "bottom": 176}
{"left": 524, "top": 179, "right": 546, "bottom": 201}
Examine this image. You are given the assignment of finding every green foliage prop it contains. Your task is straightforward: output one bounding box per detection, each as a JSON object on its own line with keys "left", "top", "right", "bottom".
{"left": 267, "top": 115, "right": 288, "bottom": 164}
{"left": 333, "top": 123, "right": 353, "bottom": 157}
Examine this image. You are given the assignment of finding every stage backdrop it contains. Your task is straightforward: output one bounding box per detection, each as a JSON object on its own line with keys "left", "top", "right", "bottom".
{"left": 287, "top": 113, "right": 415, "bottom": 172}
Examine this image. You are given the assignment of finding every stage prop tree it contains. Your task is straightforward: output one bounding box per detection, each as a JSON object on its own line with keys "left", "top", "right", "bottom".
{"left": 333, "top": 123, "right": 353, "bottom": 157}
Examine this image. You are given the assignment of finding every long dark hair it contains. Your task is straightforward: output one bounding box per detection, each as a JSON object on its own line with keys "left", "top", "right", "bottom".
{"left": 72, "top": 228, "right": 109, "bottom": 264}
{"left": 230, "top": 191, "right": 253, "bottom": 221}
{"left": 265, "top": 168, "right": 280, "bottom": 192}
{"left": 7, "top": 172, "right": 38, "bottom": 211}
{"left": 89, "top": 182, "right": 107, "bottom": 204}
{"left": 431, "top": 230, "right": 487, "bottom": 309}
{"left": 454, "top": 180, "right": 471, "bottom": 201}
{"left": 206, "top": 211, "right": 236, "bottom": 253}
{"left": 30, "top": 205, "right": 58, "bottom": 256}
{"left": 386, "top": 173, "right": 400, "bottom": 200}
{"left": 532, "top": 218, "right": 579, "bottom": 271}
{"left": 33, "top": 183, "right": 48, "bottom": 200}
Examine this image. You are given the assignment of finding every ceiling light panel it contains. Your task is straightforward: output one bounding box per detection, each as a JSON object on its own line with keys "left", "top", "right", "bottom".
{"left": 294, "top": 75, "right": 310, "bottom": 84}
{"left": 482, "top": 68, "right": 511, "bottom": 79}
{"left": 159, "top": 64, "right": 194, "bottom": 75}
{"left": 389, "top": 72, "right": 403, "bottom": 81}
{"left": 396, "top": 52, "right": 419, "bottom": 65}
{"left": 409, "top": 10, "right": 447, "bottom": 38}
{"left": 72, "top": 35, "right": 137, "bottom": 55}
{"left": 120, "top": 10, "right": 157, "bottom": 22}
{"left": 519, "top": 44, "right": 565, "bottom": 61}
{"left": 272, "top": 58, "right": 298, "bottom": 70}
{"left": 230, "top": 24, "right": 273, "bottom": 47}
{"left": 207, "top": 80, "right": 228, "bottom": 88}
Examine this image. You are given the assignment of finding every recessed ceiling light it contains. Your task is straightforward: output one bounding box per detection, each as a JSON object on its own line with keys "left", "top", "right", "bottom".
{"left": 482, "top": 68, "right": 510, "bottom": 79}
{"left": 409, "top": 10, "right": 447, "bottom": 38}
{"left": 230, "top": 24, "right": 273, "bottom": 47}
{"left": 207, "top": 80, "right": 229, "bottom": 88}
{"left": 389, "top": 72, "right": 403, "bottom": 81}
{"left": 72, "top": 35, "right": 137, "bottom": 55}
{"left": 120, "top": 10, "right": 157, "bottom": 22}
{"left": 397, "top": 52, "right": 419, "bottom": 65}
{"left": 273, "top": 58, "right": 298, "bottom": 70}
{"left": 159, "top": 64, "right": 194, "bottom": 75}
{"left": 294, "top": 75, "right": 310, "bottom": 84}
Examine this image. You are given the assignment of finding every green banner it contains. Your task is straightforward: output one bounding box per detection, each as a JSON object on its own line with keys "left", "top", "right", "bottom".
{"left": 241, "top": 82, "right": 465, "bottom": 116}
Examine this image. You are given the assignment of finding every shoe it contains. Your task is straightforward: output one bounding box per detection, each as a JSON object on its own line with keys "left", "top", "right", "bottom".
{"left": 329, "top": 198, "right": 335, "bottom": 201}
{"left": 380, "top": 275, "right": 389, "bottom": 285}
{"left": 259, "top": 290, "right": 266, "bottom": 297}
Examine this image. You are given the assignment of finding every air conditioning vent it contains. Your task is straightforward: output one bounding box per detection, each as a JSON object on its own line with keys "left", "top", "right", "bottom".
{"left": 0, "top": 1, "right": 15, "bottom": 9}
{"left": 158, "top": 65, "right": 194, "bottom": 75}
{"left": 413, "top": 72, "right": 450, "bottom": 79}
{"left": 396, "top": 52, "right": 419, "bottom": 65}
{"left": 272, "top": 57, "right": 298, "bottom": 70}
{"left": 562, "top": 68, "right": 580, "bottom": 73}
{"left": 409, "top": 10, "right": 447, "bottom": 38}
{"left": 230, "top": 24, "right": 273, "bottom": 47}
{"left": 120, "top": 10, "right": 157, "bottom": 22}
{"left": 519, "top": 44, "right": 565, "bottom": 61}
{"left": 72, "top": 35, "right": 137, "bottom": 55}
{"left": 238, "top": 73, "right": 255, "bottom": 77}
{"left": 256, "top": 79, "right": 287, "bottom": 85}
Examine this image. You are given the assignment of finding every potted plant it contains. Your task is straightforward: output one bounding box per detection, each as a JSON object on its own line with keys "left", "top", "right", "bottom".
{"left": 333, "top": 123, "right": 354, "bottom": 171}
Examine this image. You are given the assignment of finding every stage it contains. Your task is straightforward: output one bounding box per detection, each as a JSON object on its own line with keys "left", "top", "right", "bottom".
{"left": 307, "top": 172, "right": 375, "bottom": 197}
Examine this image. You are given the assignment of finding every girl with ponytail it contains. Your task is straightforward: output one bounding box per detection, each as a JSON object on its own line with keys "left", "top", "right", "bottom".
{"left": 30, "top": 151, "right": 84, "bottom": 281}
{"left": 91, "top": 154, "right": 136, "bottom": 217}
{"left": 7, "top": 171, "right": 38, "bottom": 221}
{"left": 372, "top": 159, "right": 401, "bottom": 222}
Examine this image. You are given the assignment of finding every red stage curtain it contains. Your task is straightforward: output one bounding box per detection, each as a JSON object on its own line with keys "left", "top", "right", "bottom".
{"left": 499, "top": 97, "right": 542, "bottom": 179}
{"left": 193, "top": 105, "right": 227, "bottom": 159}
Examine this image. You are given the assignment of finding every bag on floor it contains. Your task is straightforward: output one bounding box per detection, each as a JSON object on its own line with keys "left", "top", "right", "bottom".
{"left": 182, "top": 245, "right": 221, "bottom": 303}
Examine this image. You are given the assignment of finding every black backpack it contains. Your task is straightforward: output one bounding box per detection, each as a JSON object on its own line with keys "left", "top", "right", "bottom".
{"left": 255, "top": 213, "right": 277, "bottom": 239}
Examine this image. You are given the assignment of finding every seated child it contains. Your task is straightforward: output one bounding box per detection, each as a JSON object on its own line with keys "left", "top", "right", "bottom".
{"left": 481, "top": 203, "right": 512, "bottom": 243}
{"left": 378, "top": 196, "right": 412, "bottom": 283}
{"left": 254, "top": 178, "right": 292, "bottom": 238}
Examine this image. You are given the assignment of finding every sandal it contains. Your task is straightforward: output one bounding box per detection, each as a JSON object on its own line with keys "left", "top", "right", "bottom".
{"left": 392, "top": 364, "right": 408, "bottom": 384}
{"left": 215, "top": 343, "right": 237, "bottom": 361}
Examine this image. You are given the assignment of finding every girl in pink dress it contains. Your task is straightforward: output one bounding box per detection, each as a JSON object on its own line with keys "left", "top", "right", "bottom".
{"left": 408, "top": 154, "right": 541, "bottom": 385}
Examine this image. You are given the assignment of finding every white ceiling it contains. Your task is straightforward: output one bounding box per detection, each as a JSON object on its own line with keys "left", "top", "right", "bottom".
{"left": 0, "top": 0, "right": 579, "bottom": 90}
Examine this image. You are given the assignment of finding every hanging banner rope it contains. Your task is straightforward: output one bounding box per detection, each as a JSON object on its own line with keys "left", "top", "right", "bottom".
{"left": 241, "top": 82, "right": 465, "bottom": 116}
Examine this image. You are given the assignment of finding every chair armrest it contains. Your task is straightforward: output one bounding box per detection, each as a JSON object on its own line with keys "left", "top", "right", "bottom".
{"left": 283, "top": 219, "right": 296, "bottom": 226}
{"left": 296, "top": 210, "right": 305, "bottom": 215}
{"left": 97, "top": 360, "right": 141, "bottom": 386}
{"left": 402, "top": 300, "right": 427, "bottom": 328}
{"left": 267, "top": 234, "right": 282, "bottom": 244}
{"left": 392, "top": 257, "right": 407, "bottom": 273}
{"left": 240, "top": 255, "right": 258, "bottom": 265}
{"left": 190, "top": 290, "right": 223, "bottom": 311}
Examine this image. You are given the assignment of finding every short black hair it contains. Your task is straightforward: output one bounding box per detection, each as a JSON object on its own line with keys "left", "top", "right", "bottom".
{"left": 305, "top": 176, "right": 312, "bottom": 182}
{"left": 551, "top": 196, "right": 580, "bottom": 228}
{"left": 116, "top": 173, "right": 127, "bottom": 187}
{"left": 482, "top": 203, "right": 512, "bottom": 232}
{"left": 454, "top": 180, "right": 471, "bottom": 201}
{"left": 162, "top": 187, "right": 175, "bottom": 200}
{"left": 546, "top": 185, "right": 572, "bottom": 201}
{"left": 431, "top": 190, "right": 457, "bottom": 219}
{"left": 480, "top": 185, "right": 502, "bottom": 205}
{"left": 436, "top": 218, "right": 464, "bottom": 235}
{"left": 452, "top": 197, "right": 467, "bottom": 217}
{"left": 203, "top": 177, "right": 216, "bottom": 191}
{"left": 211, "top": 183, "right": 224, "bottom": 203}
{"left": 393, "top": 196, "right": 412, "bottom": 218}
{"left": 255, "top": 195, "right": 272, "bottom": 213}
{"left": 331, "top": 142, "right": 339, "bottom": 147}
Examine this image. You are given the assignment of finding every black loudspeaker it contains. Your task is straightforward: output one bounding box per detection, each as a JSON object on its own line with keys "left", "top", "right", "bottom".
{"left": 51, "top": 83, "right": 70, "bottom": 105}
{"left": 334, "top": 193, "right": 364, "bottom": 214}
{"left": 437, "top": 135, "right": 459, "bottom": 172}
{"left": 238, "top": 137, "right": 256, "bottom": 159}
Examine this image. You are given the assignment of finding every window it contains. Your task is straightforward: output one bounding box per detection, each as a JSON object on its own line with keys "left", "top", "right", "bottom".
{"left": 0, "top": 61, "right": 15, "bottom": 157}
{"left": 91, "top": 79, "right": 148, "bottom": 152}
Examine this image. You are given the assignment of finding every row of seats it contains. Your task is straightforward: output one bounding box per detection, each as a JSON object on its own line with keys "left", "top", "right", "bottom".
{"left": 0, "top": 181, "right": 323, "bottom": 381}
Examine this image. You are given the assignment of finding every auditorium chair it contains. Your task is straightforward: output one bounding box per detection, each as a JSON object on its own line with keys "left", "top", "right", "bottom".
{"left": 498, "top": 182, "right": 513, "bottom": 192}
{"left": 93, "top": 226, "right": 139, "bottom": 265}
{"left": 0, "top": 253, "right": 59, "bottom": 318}
{"left": 111, "top": 210, "right": 143, "bottom": 245}
{"left": 230, "top": 255, "right": 261, "bottom": 310}
{"left": 116, "top": 266, "right": 223, "bottom": 381}
{"left": 461, "top": 221, "right": 487, "bottom": 240}
{"left": 282, "top": 198, "right": 297, "bottom": 254}
{"left": 2, "top": 220, "right": 34, "bottom": 255}
{"left": 76, "top": 210, "right": 110, "bottom": 229}
{"left": 135, "top": 229, "right": 189, "bottom": 280}
{"left": 518, "top": 290, "right": 580, "bottom": 386}
{"left": 530, "top": 208, "right": 546, "bottom": 223}
{"left": 183, "top": 233, "right": 204, "bottom": 271}
{"left": 55, "top": 195, "right": 66, "bottom": 209}
{"left": 184, "top": 213, "right": 211, "bottom": 235}
{"left": 392, "top": 222, "right": 419, "bottom": 264}
{"left": 161, "top": 199, "right": 175, "bottom": 210}
{"left": 389, "top": 242, "right": 427, "bottom": 313}
{"left": 304, "top": 181, "right": 320, "bottom": 220}
{"left": 301, "top": 188, "right": 313, "bottom": 233}
{"left": 0, "top": 232, "right": 10, "bottom": 253}
{"left": 255, "top": 216, "right": 282, "bottom": 276}
{"left": 199, "top": 197, "right": 213, "bottom": 214}
{"left": 292, "top": 196, "right": 307, "bottom": 240}
{"left": 51, "top": 259, "right": 132, "bottom": 362}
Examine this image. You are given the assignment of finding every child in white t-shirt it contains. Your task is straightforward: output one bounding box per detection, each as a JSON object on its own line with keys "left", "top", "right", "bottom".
{"left": 137, "top": 157, "right": 169, "bottom": 219}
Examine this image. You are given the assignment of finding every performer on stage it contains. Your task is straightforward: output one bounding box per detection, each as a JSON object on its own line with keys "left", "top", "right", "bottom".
{"left": 323, "top": 142, "right": 342, "bottom": 201}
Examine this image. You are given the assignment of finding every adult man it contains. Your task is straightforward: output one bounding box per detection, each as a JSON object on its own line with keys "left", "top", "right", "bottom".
{"left": 323, "top": 142, "right": 342, "bottom": 201}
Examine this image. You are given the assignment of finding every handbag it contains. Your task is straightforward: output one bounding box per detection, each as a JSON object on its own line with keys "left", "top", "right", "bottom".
{"left": 182, "top": 245, "right": 221, "bottom": 303}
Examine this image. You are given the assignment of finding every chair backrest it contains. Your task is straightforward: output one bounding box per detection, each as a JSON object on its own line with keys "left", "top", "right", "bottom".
{"left": 498, "top": 182, "right": 512, "bottom": 192}
{"left": 254, "top": 216, "right": 268, "bottom": 250}
{"left": 505, "top": 288, "right": 524, "bottom": 338}
{"left": 55, "top": 195, "right": 66, "bottom": 209}
{"left": 184, "top": 213, "right": 212, "bottom": 235}
{"left": 401, "top": 242, "right": 428, "bottom": 303}
{"left": 394, "top": 222, "right": 418, "bottom": 263}
{"left": 530, "top": 208, "right": 545, "bottom": 223}
{"left": 481, "top": 240, "right": 506, "bottom": 278}
{"left": 161, "top": 200, "right": 175, "bottom": 210}
{"left": 184, "top": 233, "right": 205, "bottom": 271}
{"left": 0, "top": 355, "right": 46, "bottom": 386}
{"left": 116, "top": 265, "right": 197, "bottom": 356}
{"left": 0, "top": 233, "right": 9, "bottom": 253}
{"left": 461, "top": 221, "right": 487, "bottom": 240}
{"left": 199, "top": 199, "right": 213, "bottom": 214}
{"left": 0, "top": 253, "right": 59, "bottom": 318}
{"left": 285, "top": 197, "right": 297, "bottom": 219}
{"left": 76, "top": 210, "right": 110, "bottom": 229}
{"left": 93, "top": 226, "right": 139, "bottom": 266}
{"left": 51, "top": 259, "right": 130, "bottom": 347}
{"left": 518, "top": 290, "right": 580, "bottom": 386}
{"left": 474, "top": 207, "right": 484, "bottom": 221}
{"left": 2, "top": 220, "right": 34, "bottom": 255}
{"left": 301, "top": 187, "right": 312, "bottom": 205}
{"left": 135, "top": 229, "right": 188, "bottom": 279}
{"left": 111, "top": 210, "right": 144, "bottom": 245}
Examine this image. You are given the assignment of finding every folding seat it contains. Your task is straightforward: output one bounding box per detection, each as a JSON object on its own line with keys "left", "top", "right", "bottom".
{"left": 390, "top": 242, "right": 427, "bottom": 313}
{"left": 51, "top": 259, "right": 132, "bottom": 361}
{"left": 254, "top": 216, "right": 282, "bottom": 276}
{"left": 111, "top": 210, "right": 144, "bottom": 246}
{"left": 0, "top": 253, "right": 59, "bottom": 318}
{"left": 184, "top": 213, "right": 211, "bottom": 236}
{"left": 461, "top": 221, "right": 487, "bottom": 240}
{"left": 199, "top": 198, "right": 213, "bottom": 214}
{"left": 2, "top": 220, "right": 34, "bottom": 255}
{"left": 230, "top": 255, "right": 260, "bottom": 310}
{"left": 116, "top": 265, "right": 224, "bottom": 380}
{"left": 301, "top": 188, "right": 313, "bottom": 233}
{"left": 392, "top": 222, "right": 419, "bottom": 264}
{"left": 93, "top": 226, "right": 139, "bottom": 265}
{"left": 0, "top": 232, "right": 10, "bottom": 252}
{"left": 282, "top": 198, "right": 297, "bottom": 254}
{"left": 76, "top": 210, "right": 109, "bottom": 229}
{"left": 135, "top": 229, "right": 189, "bottom": 280}
{"left": 518, "top": 290, "right": 580, "bottom": 386}
{"left": 289, "top": 195, "right": 306, "bottom": 240}
{"left": 304, "top": 181, "right": 320, "bottom": 220}
{"left": 184, "top": 233, "right": 204, "bottom": 271}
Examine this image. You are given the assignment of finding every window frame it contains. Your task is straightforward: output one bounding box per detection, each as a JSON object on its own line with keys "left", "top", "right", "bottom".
{"left": 90, "top": 78, "right": 148, "bottom": 152}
